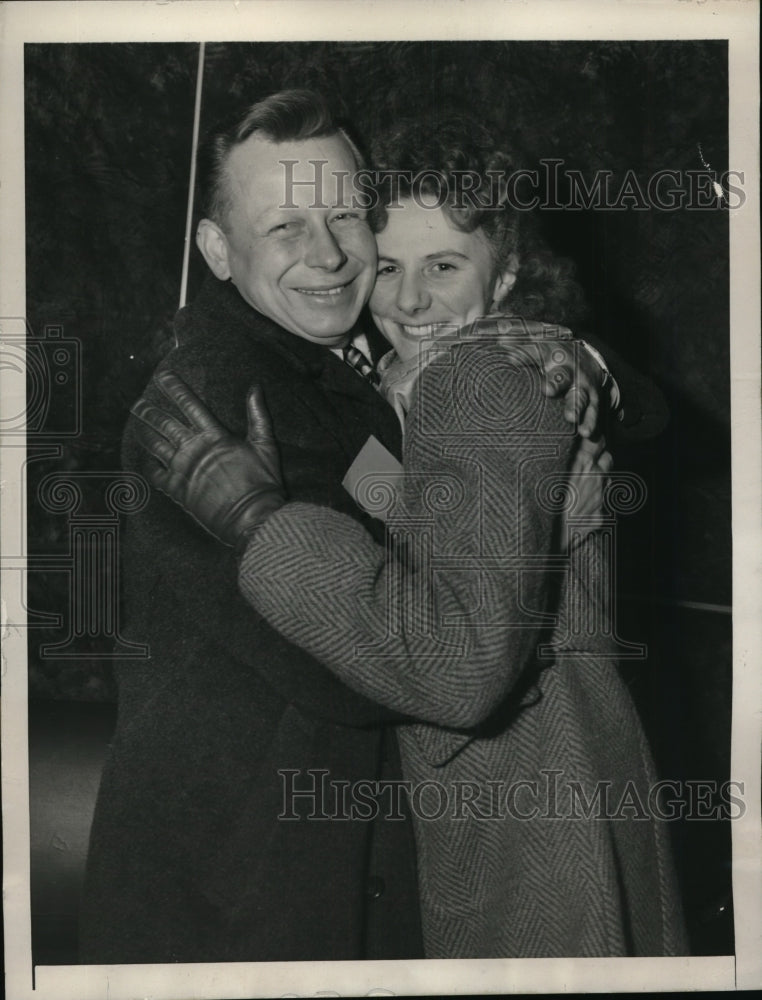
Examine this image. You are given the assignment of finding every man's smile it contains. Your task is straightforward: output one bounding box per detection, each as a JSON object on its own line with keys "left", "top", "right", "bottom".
{"left": 294, "top": 278, "right": 356, "bottom": 298}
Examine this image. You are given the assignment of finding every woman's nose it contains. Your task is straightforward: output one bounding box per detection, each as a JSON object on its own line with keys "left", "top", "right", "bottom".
{"left": 396, "top": 272, "right": 431, "bottom": 314}
{"left": 304, "top": 223, "right": 347, "bottom": 271}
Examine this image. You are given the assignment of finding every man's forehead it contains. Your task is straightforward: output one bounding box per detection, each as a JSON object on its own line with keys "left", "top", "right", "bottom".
{"left": 227, "top": 132, "right": 358, "bottom": 189}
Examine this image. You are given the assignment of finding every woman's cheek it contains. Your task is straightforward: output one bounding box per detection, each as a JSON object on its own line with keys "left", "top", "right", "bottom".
{"left": 369, "top": 284, "right": 393, "bottom": 323}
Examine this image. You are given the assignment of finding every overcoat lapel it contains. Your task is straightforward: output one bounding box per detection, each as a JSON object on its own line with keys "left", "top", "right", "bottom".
{"left": 229, "top": 281, "right": 399, "bottom": 459}
{"left": 182, "top": 276, "right": 403, "bottom": 462}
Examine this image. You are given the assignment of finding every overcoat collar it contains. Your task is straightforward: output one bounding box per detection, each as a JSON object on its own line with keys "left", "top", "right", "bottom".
{"left": 180, "top": 276, "right": 391, "bottom": 395}
{"left": 177, "top": 275, "right": 402, "bottom": 459}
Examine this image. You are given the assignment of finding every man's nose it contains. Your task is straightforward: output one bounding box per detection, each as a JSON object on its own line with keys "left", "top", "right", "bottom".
{"left": 396, "top": 272, "right": 431, "bottom": 314}
{"left": 303, "top": 223, "right": 347, "bottom": 271}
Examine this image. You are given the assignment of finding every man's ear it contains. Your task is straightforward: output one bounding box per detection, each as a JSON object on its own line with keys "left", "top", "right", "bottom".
{"left": 491, "top": 252, "right": 520, "bottom": 310}
{"left": 196, "top": 219, "right": 232, "bottom": 281}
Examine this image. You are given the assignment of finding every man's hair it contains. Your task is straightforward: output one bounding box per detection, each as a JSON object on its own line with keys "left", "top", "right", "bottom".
{"left": 369, "top": 114, "right": 588, "bottom": 327}
{"left": 196, "top": 89, "right": 364, "bottom": 229}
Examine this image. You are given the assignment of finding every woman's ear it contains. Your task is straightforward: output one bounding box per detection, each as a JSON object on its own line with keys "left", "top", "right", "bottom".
{"left": 196, "top": 219, "right": 232, "bottom": 281}
{"left": 491, "top": 252, "right": 520, "bottom": 310}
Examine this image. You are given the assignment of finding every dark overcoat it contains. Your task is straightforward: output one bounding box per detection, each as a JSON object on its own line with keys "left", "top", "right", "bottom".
{"left": 79, "top": 275, "right": 422, "bottom": 963}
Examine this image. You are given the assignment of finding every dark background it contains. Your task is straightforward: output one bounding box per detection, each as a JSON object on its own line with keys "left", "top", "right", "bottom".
{"left": 24, "top": 41, "right": 732, "bottom": 959}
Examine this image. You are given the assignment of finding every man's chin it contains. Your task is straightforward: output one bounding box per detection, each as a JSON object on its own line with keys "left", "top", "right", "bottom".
{"left": 287, "top": 305, "right": 365, "bottom": 345}
{"left": 287, "top": 316, "right": 359, "bottom": 346}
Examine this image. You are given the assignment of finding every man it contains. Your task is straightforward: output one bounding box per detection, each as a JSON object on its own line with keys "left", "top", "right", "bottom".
{"left": 80, "top": 89, "right": 665, "bottom": 964}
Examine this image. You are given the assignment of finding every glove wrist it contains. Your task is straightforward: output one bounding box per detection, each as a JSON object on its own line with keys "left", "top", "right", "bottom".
{"left": 225, "top": 490, "right": 286, "bottom": 550}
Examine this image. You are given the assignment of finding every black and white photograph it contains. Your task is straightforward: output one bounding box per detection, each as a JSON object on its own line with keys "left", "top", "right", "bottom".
{"left": 1, "top": 1, "right": 760, "bottom": 997}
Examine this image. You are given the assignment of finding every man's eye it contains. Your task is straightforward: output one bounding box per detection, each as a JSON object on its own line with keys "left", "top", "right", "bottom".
{"left": 269, "top": 221, "right": 301, "bottom": 235}
{"left": 431, "top": 262, "right": 456, "bottom": 272}
{"left": 376, "top": 264, "right": 399, "bottom": 276}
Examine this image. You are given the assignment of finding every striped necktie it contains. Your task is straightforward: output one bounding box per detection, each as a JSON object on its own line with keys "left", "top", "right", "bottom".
{"left": 342, "top": 342, "right": 380, "bottom": 387}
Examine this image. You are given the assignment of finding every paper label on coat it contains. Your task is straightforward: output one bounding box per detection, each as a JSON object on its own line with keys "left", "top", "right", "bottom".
{"left": 342, "top": 435, "right": 403, "bottom": 523}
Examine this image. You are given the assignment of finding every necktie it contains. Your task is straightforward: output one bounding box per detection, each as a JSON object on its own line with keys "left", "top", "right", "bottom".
{"left": 342, "top": 343, "right": 380, "bottom": 387}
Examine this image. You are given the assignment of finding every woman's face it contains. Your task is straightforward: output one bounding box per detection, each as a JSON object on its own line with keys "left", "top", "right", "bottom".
{"left": 370, "top": 198, "right": 516, "bottom": 360}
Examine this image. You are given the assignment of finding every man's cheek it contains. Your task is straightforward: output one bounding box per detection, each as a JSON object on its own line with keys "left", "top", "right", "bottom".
{"left": 347, "top": 230, "right": 377, "bottom": 264}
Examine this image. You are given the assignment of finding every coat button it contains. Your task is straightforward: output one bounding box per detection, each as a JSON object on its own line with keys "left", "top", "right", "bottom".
{"left": 366, "top": 875, "right": 386, "bottom": 899}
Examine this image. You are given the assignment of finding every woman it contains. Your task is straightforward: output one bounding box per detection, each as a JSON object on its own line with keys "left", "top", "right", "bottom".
{"left": 134, "top": 116, "right": 686, "bottom": 957}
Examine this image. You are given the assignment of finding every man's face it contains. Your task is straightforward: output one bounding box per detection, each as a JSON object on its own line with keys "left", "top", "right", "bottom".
{"left": 205, "top": 133, "right": 376, "bottom": 346}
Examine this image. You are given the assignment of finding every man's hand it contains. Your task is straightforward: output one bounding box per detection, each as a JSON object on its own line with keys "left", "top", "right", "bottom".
{"left": 131, "top": 371, "right": 286, "bottom": 549}
{"left": 491, "top": 317, "right": 608, "bottom": 438}
{"left": 541, "top": 340, "right": 604, "bottom": 439}
{"left": 560, "top": 434, "right": 614, "bottom": 550}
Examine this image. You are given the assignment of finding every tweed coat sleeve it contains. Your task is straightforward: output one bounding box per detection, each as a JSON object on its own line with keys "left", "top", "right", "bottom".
{"left": 239, "top": 341, "right": 578, "bottom": 730}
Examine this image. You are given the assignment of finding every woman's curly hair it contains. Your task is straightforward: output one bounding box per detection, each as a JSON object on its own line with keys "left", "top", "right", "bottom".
{"left": 369, "top": 114, "right": 588, "bottom": 327}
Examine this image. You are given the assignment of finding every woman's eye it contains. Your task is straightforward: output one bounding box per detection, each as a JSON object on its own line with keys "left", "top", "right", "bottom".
{"left": 331, "top": 212, "right": 363, "bottom": 224}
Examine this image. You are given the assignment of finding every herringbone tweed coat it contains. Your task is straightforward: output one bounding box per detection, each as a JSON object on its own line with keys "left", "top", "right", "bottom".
{"left": 239, "top": 337, "right": 688, "bottom": 958}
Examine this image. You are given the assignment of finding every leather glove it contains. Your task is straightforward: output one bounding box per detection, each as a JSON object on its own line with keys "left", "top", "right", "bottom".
{"left": 131, "top": 371, "right": 285, "bottom": 549}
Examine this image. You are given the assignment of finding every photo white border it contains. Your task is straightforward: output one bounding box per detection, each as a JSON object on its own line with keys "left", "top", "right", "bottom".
{"left": 2, "top": 1, "right": 759, "bottom": 997}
